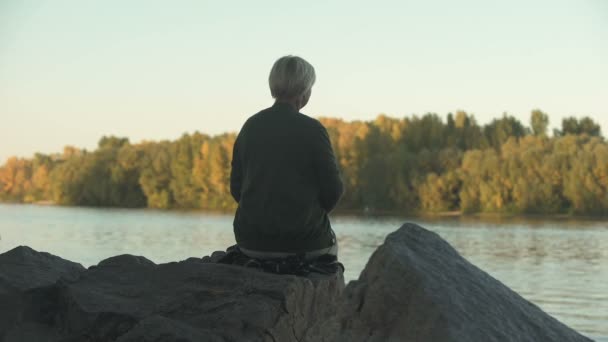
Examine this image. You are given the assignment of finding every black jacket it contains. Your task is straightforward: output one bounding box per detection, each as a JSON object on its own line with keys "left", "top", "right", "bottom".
{"left": 230, "top": 102, "right": 343, "bottom": 252}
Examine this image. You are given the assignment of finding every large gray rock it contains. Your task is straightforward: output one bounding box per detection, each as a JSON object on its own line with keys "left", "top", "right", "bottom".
{"left": 333, "top": 223, "right": 593, "bottom": 342}
{"left": 0, "top": 249, "right": 343, "bottom": 342}
{"left": 0, "top": 246, "right": 85, "bottom": 338}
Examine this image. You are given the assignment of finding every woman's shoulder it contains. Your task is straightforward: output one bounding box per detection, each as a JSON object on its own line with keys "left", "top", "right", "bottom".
{"left": 240, "top": 107, "right": 325, "bottom": 137}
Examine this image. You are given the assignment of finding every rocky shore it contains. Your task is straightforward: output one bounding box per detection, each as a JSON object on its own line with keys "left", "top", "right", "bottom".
{"left": 0, "top": 223, "right": 593, "bottom": 342}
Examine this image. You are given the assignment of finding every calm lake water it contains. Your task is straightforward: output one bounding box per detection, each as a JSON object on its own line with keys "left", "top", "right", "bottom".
{"left": 0, "top": 204, "right": 606, "bottom": 340}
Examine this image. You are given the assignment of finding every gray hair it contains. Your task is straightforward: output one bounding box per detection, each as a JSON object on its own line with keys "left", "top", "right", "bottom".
{"left": 269, "top": 55, "right": 316, "bottom": 99}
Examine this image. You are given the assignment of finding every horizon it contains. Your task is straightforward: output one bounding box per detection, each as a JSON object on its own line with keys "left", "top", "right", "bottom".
{"left": 1, "top": 0, "right": 607, "bottom": 162}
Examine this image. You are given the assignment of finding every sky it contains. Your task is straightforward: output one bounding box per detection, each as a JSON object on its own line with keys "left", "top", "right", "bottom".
{"left": 1, "top": 0, "right": 607, "bottom": 162}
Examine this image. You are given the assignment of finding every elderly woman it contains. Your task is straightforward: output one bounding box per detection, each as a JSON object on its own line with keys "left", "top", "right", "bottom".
{"left": 230, "top": 55, "right": 343, "bottom": 260}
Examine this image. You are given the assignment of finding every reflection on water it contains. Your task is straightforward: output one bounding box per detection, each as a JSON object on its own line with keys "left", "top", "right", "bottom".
{"left": 0, "top": 204, "right": 606, "bottom": 340}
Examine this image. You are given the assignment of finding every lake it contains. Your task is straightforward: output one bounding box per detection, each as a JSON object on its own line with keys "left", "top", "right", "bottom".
{"left": 0, "top": 203, "right": 606, "bottom": 340}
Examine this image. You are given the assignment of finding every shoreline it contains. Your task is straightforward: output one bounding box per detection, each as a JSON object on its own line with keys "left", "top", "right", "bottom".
{"left": 1, "top": 201, "right": 607, "bottom": 222}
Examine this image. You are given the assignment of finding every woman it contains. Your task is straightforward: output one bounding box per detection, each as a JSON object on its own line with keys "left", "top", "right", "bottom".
{"left": 230, "top": 55, "right": 343, "bottom": 260}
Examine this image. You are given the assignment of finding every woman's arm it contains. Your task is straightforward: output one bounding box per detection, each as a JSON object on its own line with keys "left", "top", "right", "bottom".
{"left": 230, "top": 133, "right": 243, "bottom": 203}
{"left": 313, "top": 123, "right": 344, "bottom": 213}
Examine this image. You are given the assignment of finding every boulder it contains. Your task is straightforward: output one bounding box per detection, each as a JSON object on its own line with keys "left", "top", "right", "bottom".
{"left": 0, "top": 246, "right": 84, "bottom": 290}
{"left": 332, "top": 223, "right": 593, "bottom": 342}
{"left": 0, "top": 249, "right": 344, "bottom": 342}
{"left": 0, "top": 246, "right": 85, "bottom": 338}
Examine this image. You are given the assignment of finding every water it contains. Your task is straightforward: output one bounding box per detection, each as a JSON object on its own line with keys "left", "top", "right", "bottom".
{"left": 0, "top": 204, "right": 606, "bottom": 340}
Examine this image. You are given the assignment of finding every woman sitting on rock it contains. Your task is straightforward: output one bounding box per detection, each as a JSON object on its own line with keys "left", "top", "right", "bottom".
{"left": 230, "top": 55, "right": 343, "bottom": 262}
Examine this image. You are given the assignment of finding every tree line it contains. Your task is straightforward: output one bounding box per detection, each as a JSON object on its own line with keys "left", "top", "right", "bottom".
{"left": 1, "top": 110, "right": 606, "bottom": 216}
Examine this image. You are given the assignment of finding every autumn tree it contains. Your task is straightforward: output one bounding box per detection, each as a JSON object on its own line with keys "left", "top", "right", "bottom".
{"left": 1, "top": 111, "right": 606, "bottom": 217}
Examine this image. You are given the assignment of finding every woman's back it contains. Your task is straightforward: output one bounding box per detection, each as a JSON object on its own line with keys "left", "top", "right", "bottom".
{"left": 231, "top": 101, "right": 343, "bottom": 253}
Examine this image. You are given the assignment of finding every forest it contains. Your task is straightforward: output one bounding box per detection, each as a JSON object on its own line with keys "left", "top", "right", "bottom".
{"left": 1, "top": 110, "right": 607, "bottom": 216}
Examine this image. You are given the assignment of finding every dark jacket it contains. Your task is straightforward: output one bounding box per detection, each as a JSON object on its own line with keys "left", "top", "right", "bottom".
{"left": 230, "top": 102, "right": 343, "bottom": 253}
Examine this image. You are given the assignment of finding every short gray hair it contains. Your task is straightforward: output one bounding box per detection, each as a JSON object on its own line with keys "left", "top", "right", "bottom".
{"left": 269, "top": 55, "right": 316, "bottom": 99}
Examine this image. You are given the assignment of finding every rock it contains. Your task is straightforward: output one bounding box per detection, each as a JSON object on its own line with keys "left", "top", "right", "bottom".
{"left": 333, "top": 223, "right": 593, "bottom": 342}
{"left": 0, "top": 223, "right": 593, "bottom": 341}
{"left": 0, "top": 248, "right": 344, "bottom": 342}
{"left": 0, "top": 246, "right": 85, "bottom": 290}
{"left": 201, "top": 250, "right": 227, "bottom": 263}
{"left": 96, "top": 254, "right": 157, "bottom": 268}
{"left": 114, "top": 316, "right": 224, "bottom": 342}
{"left": 0, "top": 246, "right": 85, "bottom": 338}
{"left": 2, "top": 323, "right": 61, "bottom": 342}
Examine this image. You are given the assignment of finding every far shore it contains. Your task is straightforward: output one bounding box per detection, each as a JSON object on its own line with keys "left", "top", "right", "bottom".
{"left": 1, "top": 201, "right": 607, "bottom": 222}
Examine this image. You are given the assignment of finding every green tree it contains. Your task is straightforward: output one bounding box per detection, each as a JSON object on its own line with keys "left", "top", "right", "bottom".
{"left": 530, "top": 109, "right": 549, "bottom": 136}
{"left": 558, "top": 117, "right": 602, "bottom": 137}
{"left": 484, "top": 114, "right": 526, "bottom": 149}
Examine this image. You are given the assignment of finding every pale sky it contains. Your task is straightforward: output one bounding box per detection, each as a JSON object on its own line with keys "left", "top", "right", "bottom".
{"left": 1, "top": 0, "right": 607, "bottom": 162}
